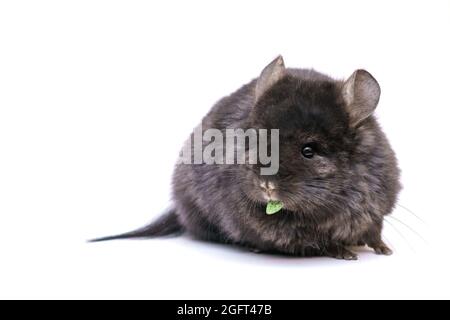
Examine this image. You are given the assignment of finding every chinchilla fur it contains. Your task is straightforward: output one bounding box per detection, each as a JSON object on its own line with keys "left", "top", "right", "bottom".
{"left": 92, "top": 56, "right": 401, "bottom": 260}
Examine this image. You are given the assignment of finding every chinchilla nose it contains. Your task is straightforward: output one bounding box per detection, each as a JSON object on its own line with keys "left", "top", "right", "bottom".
{"left": 259, "top": 180, "right": 278, "bottom": 201}
{"left": 260, "top": 180, "right": 276, "bottom": 193}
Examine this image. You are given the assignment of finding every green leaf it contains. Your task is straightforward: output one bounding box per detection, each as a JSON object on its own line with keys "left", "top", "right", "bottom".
{"left": 266, "top": 200, "right": 284, "bottom": 215}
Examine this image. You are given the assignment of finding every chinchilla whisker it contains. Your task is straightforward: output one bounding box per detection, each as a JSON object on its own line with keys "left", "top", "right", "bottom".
{"left": 384, "top": 218, "right": 416, "bottom": 252}
{"left": 386, "top": 215, "right": 429, "bottom": 245}
{"left": 396, "top": 203, "right": 428, "bottom": 225}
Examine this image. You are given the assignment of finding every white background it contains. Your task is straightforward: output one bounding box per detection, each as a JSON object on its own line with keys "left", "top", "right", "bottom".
{"left": 1, "top": 0, "right": 449, "bottom": 299}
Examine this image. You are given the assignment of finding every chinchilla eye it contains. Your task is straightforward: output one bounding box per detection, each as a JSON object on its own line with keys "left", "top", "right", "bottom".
{"left": 301, "top": 145, "right": 315, "bottom": 159}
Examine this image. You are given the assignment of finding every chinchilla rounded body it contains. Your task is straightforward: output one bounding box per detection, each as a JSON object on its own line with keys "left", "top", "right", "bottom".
{"left": 93, "top": 56, "right": 401, "bottom": 260}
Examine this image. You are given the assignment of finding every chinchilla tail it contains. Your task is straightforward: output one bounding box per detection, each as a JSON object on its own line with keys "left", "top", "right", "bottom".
{"left": 88, "top": 209, "right": 183, "bottom": 243}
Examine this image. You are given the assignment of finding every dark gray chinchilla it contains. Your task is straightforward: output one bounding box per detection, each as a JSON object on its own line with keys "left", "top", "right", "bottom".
{"left": 92, "top": 56, "right": 401, "bottom": 260}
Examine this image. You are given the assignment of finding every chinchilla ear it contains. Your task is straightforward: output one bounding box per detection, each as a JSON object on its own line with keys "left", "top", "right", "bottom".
{"left": 342, "top": 69, "right": 381, "bottom": 127}
{"left": 255, "top": 55, "right": 286, "bottom": 102}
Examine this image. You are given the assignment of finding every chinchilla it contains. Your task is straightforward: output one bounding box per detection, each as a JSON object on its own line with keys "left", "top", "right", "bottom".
{"left": 91, "top": 56, "right": 401, "bottom": 260}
